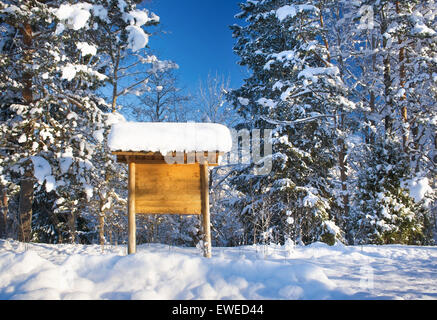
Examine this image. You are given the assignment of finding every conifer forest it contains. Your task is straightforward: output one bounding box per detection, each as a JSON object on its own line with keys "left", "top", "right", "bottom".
{"left": 0, "top": 0, "right": 436, "bottom": 249}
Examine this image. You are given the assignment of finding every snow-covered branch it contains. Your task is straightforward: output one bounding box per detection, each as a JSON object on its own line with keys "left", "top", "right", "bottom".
{"left": 260, "top": 115, "right": 335, "bottom": 126}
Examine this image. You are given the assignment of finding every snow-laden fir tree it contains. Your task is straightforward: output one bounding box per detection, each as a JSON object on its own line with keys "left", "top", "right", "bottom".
{"left": 228, "top": 0, "right": 356, "bottom": 245}
{"left": 349, "top": 0, "right": 437, "bottom": 170}
{"left": 338, "top": 0, "right": 436, "bottom": 244}
{"left": 0, "top": 0, "right": 159, "bottom": 244}
{"left": 389, "top": 0, "right": 437, "bottom": 173}
{"left": 350, "top": 137, "right": 434, "bottom": 245}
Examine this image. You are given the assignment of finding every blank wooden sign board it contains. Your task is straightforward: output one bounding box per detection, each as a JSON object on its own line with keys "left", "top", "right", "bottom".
{"left": 108, "top": 122, "right": 233, "bottom": 258}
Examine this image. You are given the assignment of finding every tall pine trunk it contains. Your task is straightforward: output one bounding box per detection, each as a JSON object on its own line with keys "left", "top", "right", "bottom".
{"left": 18, "top": 172, "right": 34, "bottom": 242}
{"left": 380, "top": 7, "right": 393, "bottom": 134}
{"left": 0, "top": 186, "right": 7, "bottom": 238}
{"left": 99, "top": 214, "right": 105, "bottom": 247}
{"left": 18, "top": 22, "right": 34, "bottom": 242}
{"left": 396, "top": 2, "right": 408, "bottom": 152}
{"left": 338, "top": 114, "right": 349, "bottom": 216}
{"left": 319, "top": 4, "right": 349, "bottom": 218}
{"left": 21, "top": 22, "right": 33, "bottom": 104}
{"left": 367, "top": 34, "right": 378, "bottom": 145}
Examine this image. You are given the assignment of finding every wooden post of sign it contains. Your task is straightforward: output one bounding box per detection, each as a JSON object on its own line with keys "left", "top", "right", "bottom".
{"left": 128, "top": 160, "right": 136, "bottom": 254}
{"left": 200, "top": 161, "right": 211, "bottom": 258}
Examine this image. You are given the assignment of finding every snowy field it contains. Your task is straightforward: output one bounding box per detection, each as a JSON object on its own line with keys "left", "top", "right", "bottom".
{"left": 0, "top": 239, "right": 436, "bottom": 300}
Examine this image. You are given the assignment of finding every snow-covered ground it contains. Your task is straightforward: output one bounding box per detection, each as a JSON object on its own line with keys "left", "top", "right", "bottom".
{"left": 0, "top": 239, "right": 436, "bottom": 300}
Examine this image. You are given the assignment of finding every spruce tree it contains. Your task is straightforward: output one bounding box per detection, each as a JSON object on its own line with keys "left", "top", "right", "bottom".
{"left": 229, "top": 0, "right": 354, "bottom": 245}
{"left": 0, "top": 0, "right": 158, "bottom": 243}
{"left": 351, "top": 138, "right": 434, "bottom": 245}
{"left": 341, "top": 0, "right": 436, "bottom": 244}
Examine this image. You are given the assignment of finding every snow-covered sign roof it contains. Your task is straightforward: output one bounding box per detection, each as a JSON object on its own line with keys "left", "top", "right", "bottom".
{"left": 108, "top": 122, "right": 233, "bottom": 154}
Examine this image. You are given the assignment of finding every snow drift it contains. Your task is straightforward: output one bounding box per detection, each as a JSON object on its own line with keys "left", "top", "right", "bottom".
{"left": 0, "top": 240, "right": 436, "bottom": 300}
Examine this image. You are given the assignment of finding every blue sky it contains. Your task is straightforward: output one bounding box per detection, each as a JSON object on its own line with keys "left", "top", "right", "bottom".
{"left": 143, "top": 0, "right": 248, "bottom": 95}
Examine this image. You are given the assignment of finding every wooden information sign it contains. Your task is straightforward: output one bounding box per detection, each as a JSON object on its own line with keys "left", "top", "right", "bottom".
{"left": 113, "top": 151, "right": 221, "bottom": 258}
{"left": 109, "top": 122, "right": 232, "bottom": 259}
{"left": 135, "top": 164, "right": 201, "bottom": 215}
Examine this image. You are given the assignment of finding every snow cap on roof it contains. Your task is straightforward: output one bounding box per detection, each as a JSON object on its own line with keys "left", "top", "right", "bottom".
{"left": 108, "top": 122, "right": 233, "bottom": 154}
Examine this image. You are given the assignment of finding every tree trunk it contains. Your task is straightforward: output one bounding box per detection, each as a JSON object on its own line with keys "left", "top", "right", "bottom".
{"left": 396, "top": 2, "right": 408, "bottom": 151}
{"left": 318, "top": 6, "right": 331, "bottom": 62}
{"left": 111, "top": 87, "right": 118, "bottom": 113}
{"left": 366, "top": 34, "right": 378, "bottom": 145}
{"left": 17, "top": 22, "right": 34, "bottom": 243}
{"left": 380, "top": 8, "right": 393, "bottom": 134}
{"left": 338, "top": 115, "right": 349, "bottom": 217}
{"left": 18, "top": 173, "right": 34, "bottom": 242}
{"left": 68, "top": 211, "right": 76, "bottom": 243}
{"left": 320, "top": 3, "right": 349, "bottom": 218}
{"left": 20, "top": 22, "right": 33, "bottom": 104}
{"left": 99, "top": 214, "right": 105, "bottom": 247}
{"left": 111, "top": 47, "right": 121, "bottom": 113}
{"left": 0, "top": 186, "right": 7, "bottom": 238}
{"left": 434, "top": 134, "right": 437, "bottom": 164}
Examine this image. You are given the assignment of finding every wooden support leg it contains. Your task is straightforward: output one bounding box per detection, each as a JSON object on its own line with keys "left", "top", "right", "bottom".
{"left": 200, "top": 162, "right": 211, "bottom": 258}
{"left": 128, "top": 161, "right": 136, "bottom": 254}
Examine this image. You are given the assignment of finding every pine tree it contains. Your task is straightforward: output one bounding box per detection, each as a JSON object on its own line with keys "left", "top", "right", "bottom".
{"left": 229, "top": 0, "right": 355, "bottom": 245}
{"left": 0, "top": 0, "right": 159, "bottom": 244}
{"left": 341, "top": 0, "right": 436, "bottom": 244}
{"left": 350, "top": 138, "right": 434, "bottom": 244}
